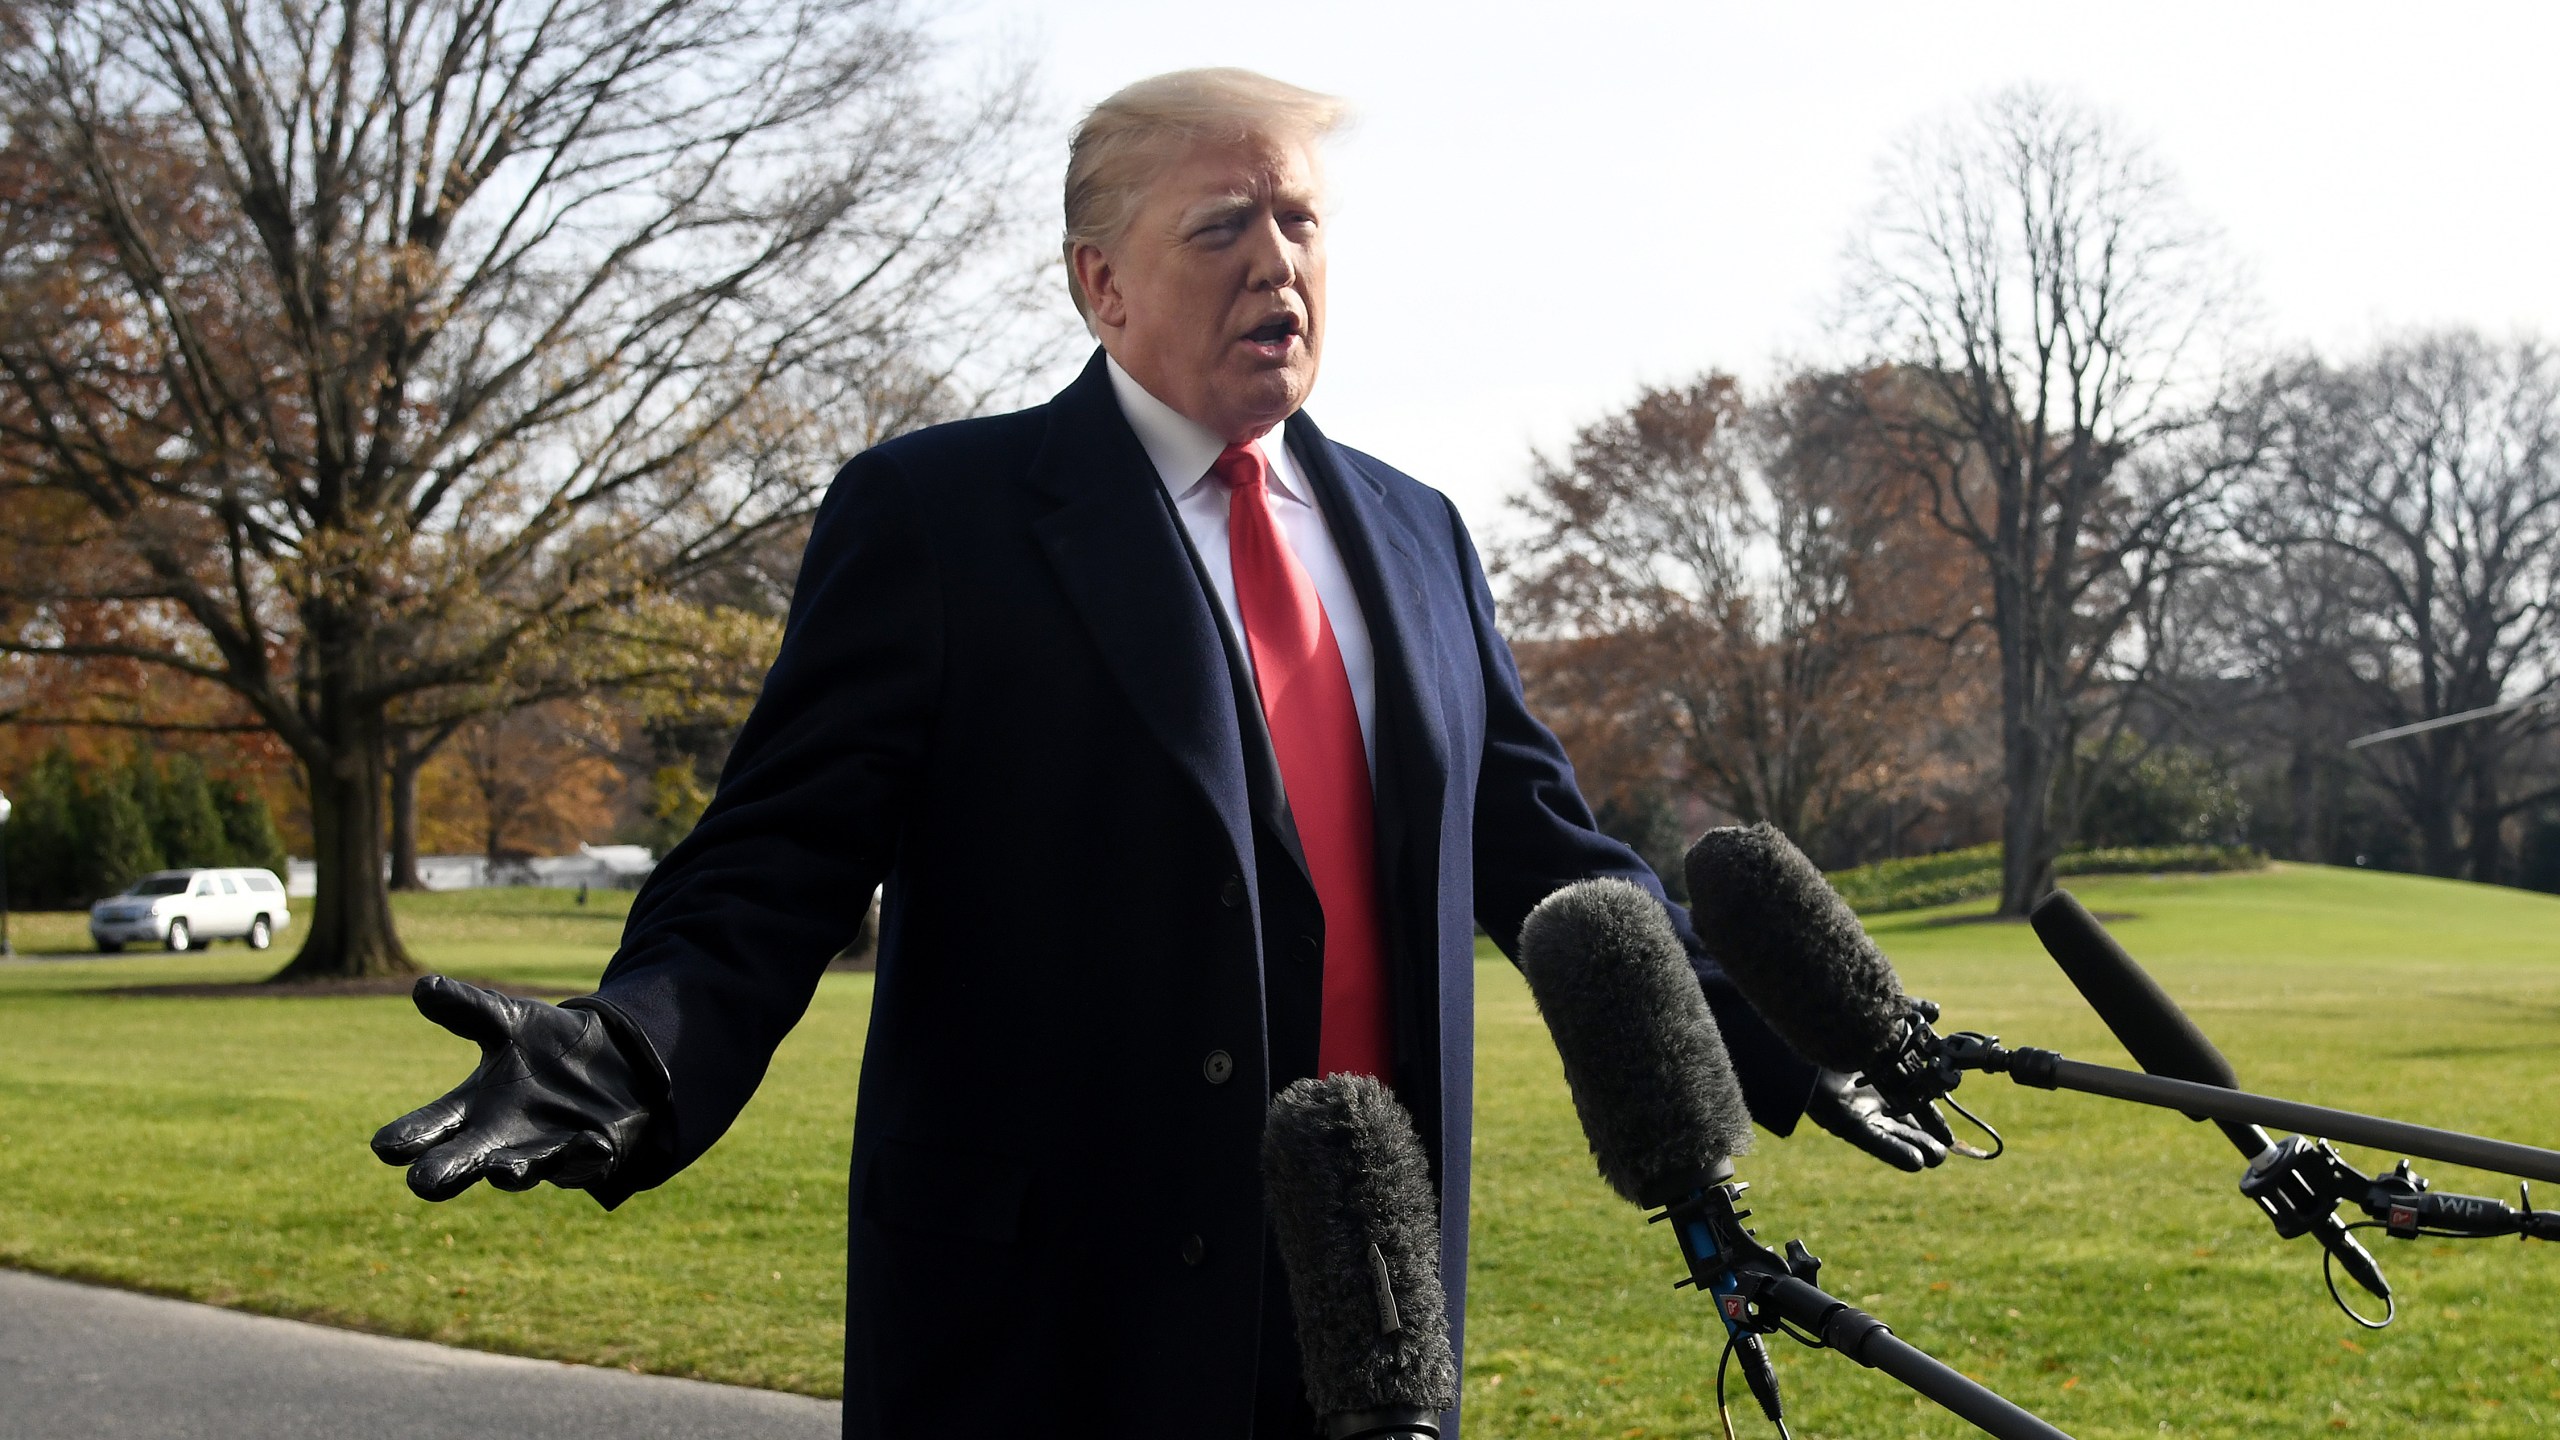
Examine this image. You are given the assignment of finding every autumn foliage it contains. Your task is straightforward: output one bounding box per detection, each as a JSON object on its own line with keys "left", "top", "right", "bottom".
{"left": 0, "top": 0, "right": 1046, "bottom": 976}
{"left": 1500, "top": 371, "right": 1996, "bottom": 875}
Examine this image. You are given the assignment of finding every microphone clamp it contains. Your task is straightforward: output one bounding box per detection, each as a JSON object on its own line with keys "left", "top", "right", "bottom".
{"left": 1651, "top": 1176, "right": 1806, "bottom": 1429}
{"left": 1857, "top": 998, "right": 1970, "bottom": 1117}
{"left": 2239, "top": 1134, "right": 2370, "bottom": 1240}
{"left": 2242, "top": 1135, "right": 2560, "bottom": 1244}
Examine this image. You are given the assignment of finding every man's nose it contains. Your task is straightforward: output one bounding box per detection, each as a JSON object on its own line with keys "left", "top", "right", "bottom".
{"left": 1241, "top": 214, "right": 1296, "bottom": 290}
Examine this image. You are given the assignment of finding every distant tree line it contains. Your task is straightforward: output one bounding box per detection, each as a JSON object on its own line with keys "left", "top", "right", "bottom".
{"left": 1510, "top": 87, "right": 2560, "bottom": 905}
{"left": 2178, "top": 333, "right": 2560, "bottom": 887}
{"left": 5, "top": 745, "right": 287, "bottom": 908}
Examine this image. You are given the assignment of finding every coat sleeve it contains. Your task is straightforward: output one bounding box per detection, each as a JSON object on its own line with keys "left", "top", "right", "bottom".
{"left": 1446, "top": 497, "right": 1816, "bottom": 1134}
{"left": 588, "top": 447, "right": 944, "bottom": 1196}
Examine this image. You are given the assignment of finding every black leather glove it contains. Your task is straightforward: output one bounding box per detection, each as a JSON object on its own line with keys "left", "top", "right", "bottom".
{"left": 371, "top": 976, "right": 666, "bottom": 1202}
{"left": 1804, "top": 1067, "right": 1954, "bottom": 1172}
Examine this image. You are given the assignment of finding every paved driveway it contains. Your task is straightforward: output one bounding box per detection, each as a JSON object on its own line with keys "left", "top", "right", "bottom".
{"left": 0, "top": 1269, "right": 840, "bottom": 1439}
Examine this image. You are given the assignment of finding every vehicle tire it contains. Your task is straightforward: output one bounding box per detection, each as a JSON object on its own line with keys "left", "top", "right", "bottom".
{"left": 247, "top": 915, "right": 273, "bottom": 951}
{"left": 96, "top": 940, "right": 124, "bottom": 954}
{"left": 165, "top": 918, "right": 192, "bottom": 953}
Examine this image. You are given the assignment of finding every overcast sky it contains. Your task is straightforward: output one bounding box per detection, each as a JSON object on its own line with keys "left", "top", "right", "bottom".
{"left": 956, "top": 0, "right": 2560, "bottom": 540}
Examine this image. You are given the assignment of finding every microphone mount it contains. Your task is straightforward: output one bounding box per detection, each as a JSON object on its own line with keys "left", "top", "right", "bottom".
{"left": 1855, "top": 998, "right": 1971, "bottom": 1119}
{"left": 1915, "top": 1028, "right": 2560, "bottom": 1326}
{"left": 1649, "top": 1175, "right": 2076, "bottom": 1440}
{"left": 2236, "top": 1133, "right": 2560, "bottom": 1326}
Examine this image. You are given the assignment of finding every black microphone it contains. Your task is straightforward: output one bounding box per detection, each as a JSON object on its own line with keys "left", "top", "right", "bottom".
{"left": 2026, "top": 890, "right": 2392, "bottom": 1305}
{"left": 1262, "top": 1075, "right": 1457, "bottom": 1440}
{"left": 2025, "top": 891, "right": 2238, "bottom": 1110}
{"left": 1518, "top": 878, "right": 2076, "bottom": 1440}
{"left": 1682, "top": 824, "right": 1955, "bottom": 1114}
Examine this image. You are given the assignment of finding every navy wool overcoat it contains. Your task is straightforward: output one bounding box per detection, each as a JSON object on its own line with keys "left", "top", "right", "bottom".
{"left": 587, "top": 351, "right": 1815, "bottom": 1437}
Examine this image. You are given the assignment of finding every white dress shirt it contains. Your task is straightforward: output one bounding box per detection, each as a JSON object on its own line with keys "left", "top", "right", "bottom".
{"left": 1105, "top": 356, "right": 1378, "bottom": 769}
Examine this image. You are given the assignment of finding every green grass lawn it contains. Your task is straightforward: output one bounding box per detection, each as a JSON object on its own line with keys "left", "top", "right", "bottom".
{"left": 4, "top": 866, "right": 2557, "bottom": 1436}
{"left": 0, "top": 889, "right": 859, "bottom": 1393}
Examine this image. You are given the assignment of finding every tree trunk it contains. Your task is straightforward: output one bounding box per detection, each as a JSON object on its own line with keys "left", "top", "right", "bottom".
{"left": 388, "top": 719, "right": 465, "bottom": 891}
{"left": 387, "top": 743, "right": 426, "bottom": 892}
{"left": 1994, "top": 579, "right": 2062, "bottom": 916}
{"left": 2285, "top": 740, "right": 2318, "bottom": 862}
{"left": 2467, "top": 754, "right": 2508, "bottom": 885}
{"left": 2414, "top": 801, "right": 2461, "bottom": 879}
{"left": 269, "top": 698, "right": 416, "bottom": 981}
{"left": 1998, "top": 744, "right": 2061, "bottom": 913}
{"left": 2406, "top": 733, "right": 2464, "bottom": 878}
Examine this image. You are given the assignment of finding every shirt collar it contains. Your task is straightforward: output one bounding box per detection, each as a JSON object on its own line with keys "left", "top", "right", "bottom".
{"left": 1105, "top": 354, "right": 1312, "bottom": 506}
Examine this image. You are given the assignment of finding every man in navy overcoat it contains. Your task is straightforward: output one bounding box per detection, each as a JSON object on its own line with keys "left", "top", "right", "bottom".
{"left": 376, "top": 67, "right": 1951, "bottom": 1439}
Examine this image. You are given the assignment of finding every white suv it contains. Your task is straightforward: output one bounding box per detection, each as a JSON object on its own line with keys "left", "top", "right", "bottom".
{"left": 89, "top": 868, "right": 292, "bottom": 953}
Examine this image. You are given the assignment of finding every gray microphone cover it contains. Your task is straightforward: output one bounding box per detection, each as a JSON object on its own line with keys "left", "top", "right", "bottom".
{"left": 1517, "top": 877, "right": 1754, "bottom": 1207}
{"left": 1263, "top": 1075, "right": 1459, "bottom": 1421}
{"left": 1683, "top": 823, "right": 1913, "bottom": 1076}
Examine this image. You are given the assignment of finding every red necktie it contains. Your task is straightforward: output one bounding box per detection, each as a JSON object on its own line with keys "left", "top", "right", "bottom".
{"left": 1212, "top": 441, "right": 1394, "bottom": 1079}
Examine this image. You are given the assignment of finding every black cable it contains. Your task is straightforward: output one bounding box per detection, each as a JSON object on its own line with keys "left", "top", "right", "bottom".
{"left": 2325, "top": 1222, "right": 2395, "bottom": 1330}
{"left": 1711, "top": 1327, "right": 1794, "bottom": 1440}
{"left": 1944, "top": 1091, "right": 2005, "bottom": 1160}
{"left": 1715, "top": 1328, "right": 1740, "bottom": 1440}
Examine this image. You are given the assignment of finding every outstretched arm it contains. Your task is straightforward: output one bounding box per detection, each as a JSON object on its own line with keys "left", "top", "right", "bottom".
{"left": 370, "top": 448, "right": 941, "bottom": 1205}
{"left": 584, "top": 449, "right": 945, "bottom": 1198}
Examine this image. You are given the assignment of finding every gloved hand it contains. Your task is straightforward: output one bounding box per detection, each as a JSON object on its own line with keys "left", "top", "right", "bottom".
{"left": 371, "top": 976, "right": 663, "bottom": 1201}
{"left": 1804, "top": 1066, "right": 1954, "bottom": 1172}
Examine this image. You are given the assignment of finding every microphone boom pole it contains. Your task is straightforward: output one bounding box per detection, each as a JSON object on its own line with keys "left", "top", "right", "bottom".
{"left": 1967, "top": 1048, "right": 2560, "bottom": 1186}
{"left": 2007, "top": 1050, "right": 2560, "bottom": 1183}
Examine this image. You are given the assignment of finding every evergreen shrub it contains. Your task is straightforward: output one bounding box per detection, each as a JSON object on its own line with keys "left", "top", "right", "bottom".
{"left": 2, "top": 745, "right": 292, "bottom": 908}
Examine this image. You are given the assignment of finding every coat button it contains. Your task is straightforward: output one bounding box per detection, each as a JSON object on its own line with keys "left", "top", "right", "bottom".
{"left": 1202, "top": 1049, "right": 1234, "bottom": 1085}
{"left": 1295, "top": 934, "right": 1321, "bottom": 964}
{"left": 1219, "top": 874, "right": 1247, "bottom": 909}
{"left": 1180, "top": 1233, "right": 1207, "bottom": 1267}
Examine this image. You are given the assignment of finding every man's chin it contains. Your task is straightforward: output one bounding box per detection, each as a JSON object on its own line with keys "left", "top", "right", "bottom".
{"left": 1213, "top": 366, "right": 1316, "bottom": 439}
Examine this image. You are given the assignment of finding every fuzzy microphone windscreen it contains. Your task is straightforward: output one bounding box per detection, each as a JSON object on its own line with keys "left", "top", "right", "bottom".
{"left": 1262, "top": 1075, "right": 1459, "bottom": 1420}
{"left": 1683, "top": 823, "right": 1913, "bottom": 1076}
{"left": 1517, "top": 878, "right": 1754, "bottom": 1207}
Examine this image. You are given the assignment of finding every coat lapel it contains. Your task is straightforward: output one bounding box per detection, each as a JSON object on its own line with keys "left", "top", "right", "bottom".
{"left": 1028, "top": 355, "right": 1256, "bottom": 876}
{"left": 1284, "top": 410, "right": 1452, "bottom": 844}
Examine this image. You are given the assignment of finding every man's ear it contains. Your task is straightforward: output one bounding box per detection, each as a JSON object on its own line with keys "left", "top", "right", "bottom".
{"left": 1070, "top": 241, "right": 1127, "bottom": 330}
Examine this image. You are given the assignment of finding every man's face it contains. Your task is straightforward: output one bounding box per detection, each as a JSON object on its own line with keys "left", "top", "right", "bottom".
{"left": 1075, "top": 132, "right": 1327, "bottom": 443}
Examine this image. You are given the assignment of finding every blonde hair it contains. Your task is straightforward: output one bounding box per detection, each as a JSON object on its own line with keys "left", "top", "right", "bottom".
{"left": 1062, "top": 68, "right": 1349, "bottom": 323}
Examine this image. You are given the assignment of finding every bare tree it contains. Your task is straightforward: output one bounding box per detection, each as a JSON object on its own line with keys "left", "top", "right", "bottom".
{"left": 0, "top": 0, "right": 1056, "bottom": 976}
{"left": 1845, "top": 84, "right": 2255, "bottom": 913}
{"left": 2174, "top": 513, "right": 2383, "bottom": 862}
{"left": 2246, "top": 333, "right": 2560, "bottom": 879}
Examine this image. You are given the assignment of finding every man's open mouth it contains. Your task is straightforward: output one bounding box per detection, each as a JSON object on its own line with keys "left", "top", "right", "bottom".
{"left": 1244, "top": 315, "right": 1302, "bottom": 346}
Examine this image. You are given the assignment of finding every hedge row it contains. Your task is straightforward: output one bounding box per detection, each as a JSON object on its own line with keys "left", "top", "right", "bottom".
{"left": 1829, "top": 842, "right": 2267, "bottom": 915}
